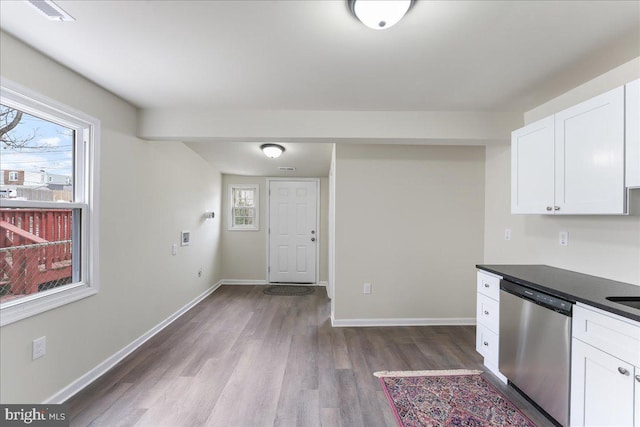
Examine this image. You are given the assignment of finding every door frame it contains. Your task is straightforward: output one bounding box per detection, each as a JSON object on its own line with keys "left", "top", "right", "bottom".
{"left": 266, "top": 177, "right": 320, "bottom": 285}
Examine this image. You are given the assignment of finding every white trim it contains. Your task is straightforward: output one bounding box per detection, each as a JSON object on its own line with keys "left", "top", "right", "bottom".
{"left": 317, "top": 281, "right": 328, "bottom": 287}
{"left": 266, "top": 178, "right": 320, "bottom": 284}
{"left": 218, "top": 279, "right": 326, "bottom": 287}
{"left": 331, "top": 317, "right": 476, "bottom": 327}
{"left": 0, "top": 77, "right": 100, "bottom": 326}
{"left": 220, "top": 279, "right": 268, "bottom": 286}
{"left": 0, "top": 285, "right": 97, "bottom": 326}
{"left": 483, "top": 362, "right": 508, "bottom": 384}
{"left": 43, "top": 280, "right": 223, "bottom": 404}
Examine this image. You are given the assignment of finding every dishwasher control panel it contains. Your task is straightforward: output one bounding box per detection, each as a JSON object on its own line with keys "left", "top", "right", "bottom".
{"left": 501, "top": 279, "right": 573, "bottom": 315}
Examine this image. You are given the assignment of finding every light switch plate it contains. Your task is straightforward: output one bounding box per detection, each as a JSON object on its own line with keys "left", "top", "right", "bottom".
{"left": 559, "top": 231, "right": 568, "bottom": 246}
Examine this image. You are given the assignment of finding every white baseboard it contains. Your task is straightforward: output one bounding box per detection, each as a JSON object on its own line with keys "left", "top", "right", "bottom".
{"left": 220, "top": 279, "right": 268, "bottom": 285}
{"left": 221, "top": 280, "right": 327, "bottom": 287}
{"left": 317, "top": 281, "right": 328, "bottom": 287}
{"left": 44, "top": 280, "right": 224, "bottom": 404}
{"left": 331, "top": 317, "right": 476, "bottom": 327}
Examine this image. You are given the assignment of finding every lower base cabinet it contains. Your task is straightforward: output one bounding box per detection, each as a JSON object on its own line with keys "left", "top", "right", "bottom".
{"left": 570, "top": 338, "right": 637, "bottom": 426}
{"left": 570, "top": 304, "right": 640, "bottom": 427}
{"left": 475, "top": 270, "right": 507, "bottom": 383}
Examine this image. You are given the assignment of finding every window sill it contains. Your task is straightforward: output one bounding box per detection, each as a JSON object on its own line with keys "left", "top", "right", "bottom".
{"left": 0, "top": 284, "right": 97, "bottom": 327}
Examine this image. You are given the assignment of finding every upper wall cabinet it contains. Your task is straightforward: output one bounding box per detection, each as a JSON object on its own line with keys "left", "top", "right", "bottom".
{"left": 511, "top": 116, "right": 555, "bottom": 214}
{"left": 512, "top": 86, "right": 627, "bottom": 215}
{"left": 554, "top": 86, "right": 624, "bottom": 214}
{"left": 626, "top": 79, "right": 640, "bottom": 188}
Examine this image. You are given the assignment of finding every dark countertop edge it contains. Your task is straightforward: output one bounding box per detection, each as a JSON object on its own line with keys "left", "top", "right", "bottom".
{"left": 476, "top": 264, "right": 640, "bottom": 323}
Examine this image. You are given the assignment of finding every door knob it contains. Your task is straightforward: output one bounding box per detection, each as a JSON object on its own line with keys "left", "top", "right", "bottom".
{"left": 311, "top": 230, "right": 315, "bottom": 234}
{"left": 311, "top": 237, "right": 316, "bottom": 242}
{"left": 618, "top": 367, "right": 630, "bottom": 376}
{"left": 546, "top": 206, "right": 552, "bottom": 211}
{"left": 554, "top": 206, "right": 560, "bottom": 211}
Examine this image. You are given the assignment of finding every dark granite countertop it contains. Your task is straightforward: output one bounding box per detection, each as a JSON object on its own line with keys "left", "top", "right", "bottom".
{"left": 476, "top": 264, "right": 640, "bottom": 322}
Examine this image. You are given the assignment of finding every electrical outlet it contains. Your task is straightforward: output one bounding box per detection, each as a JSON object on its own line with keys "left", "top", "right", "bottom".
{"left": 171, "top": 244, "right": 178, "bottom": 256}
{"left": 559, "top": 231, "right": 568, "bottom": 247}
{"left": 504, "top": 228, "right": 512, "bottom": 241}
{"left": 198, "top": 268, "right": 203, "bottom": 278}
{"left": 33, "top": 336, "right": 46, "bottom": 360}
{"left": 363, "top": 282, "right": 371, "bottom": 294}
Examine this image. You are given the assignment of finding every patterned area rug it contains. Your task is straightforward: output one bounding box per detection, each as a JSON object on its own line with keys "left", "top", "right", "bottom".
{"left": 263, "top": 285, "right": 315, "bottom": 296}
{"left": 375, "top": 369, "right": 536, "bottom": 427}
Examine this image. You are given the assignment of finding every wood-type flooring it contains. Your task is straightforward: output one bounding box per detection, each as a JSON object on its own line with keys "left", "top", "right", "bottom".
{"left": 68, "top": 285, "right": 553, "bottom": 426}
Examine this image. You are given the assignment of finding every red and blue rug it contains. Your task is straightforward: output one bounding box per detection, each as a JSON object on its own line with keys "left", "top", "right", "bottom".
{"left": 375, "top": 369, "right": 536, "bottom": 427}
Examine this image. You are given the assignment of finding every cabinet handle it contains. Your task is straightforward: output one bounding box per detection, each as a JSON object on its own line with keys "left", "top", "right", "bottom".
{"left": 554, "top": 206, "right": 560, "bottom": 211}
{"left": 635, "top": 375, "right": 640, "bottom": 383}
{"left": 483, "top": 341, "right": 489, "bottom": 346}
{"left": 546, "top": 206, "right": 553, "bottom": 211}
{"left": 484, "top": 310, "right": 489, "bottom": 315}
{"left": 618, "top": 367, "right": 630, "bottom": 376}
{"left": 484, "top": 283, "right": 490, "bottom": 288}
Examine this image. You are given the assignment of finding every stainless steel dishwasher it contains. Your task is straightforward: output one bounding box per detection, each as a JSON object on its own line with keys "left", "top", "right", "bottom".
{"left": 499, "top": 279, "right": 573, "bottom": 427}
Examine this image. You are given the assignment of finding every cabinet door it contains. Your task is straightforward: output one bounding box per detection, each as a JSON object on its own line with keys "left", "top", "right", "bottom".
{"left": 570, "top": 339, "right": 634, "bottom": 427}
{"left": 626, "top": 79, "right": 640, "bottom": 188}
{"left": 511, "top": 116, "right": 555, "bottom": 214}
{"left": 555, "top": 86, "right": 625, "bottom": 214}
{"left": 636, "top": 372, "right": 640, "bottom": 427}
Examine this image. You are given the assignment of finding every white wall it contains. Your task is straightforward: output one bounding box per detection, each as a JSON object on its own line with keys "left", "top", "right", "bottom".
{"left": 333, "top": 144, "right": 485, "bottom": 322}
{"left": 140, "top": 109, "right": 522, "bottom": 146}
{"left": 221, "top": 174, "right": 329, "bottom": 283}
{"left": 484, "top": 57, "right": 640, "bottom": 286}
{"left": 0, "top": 32, "right": 223, "bottom": 403}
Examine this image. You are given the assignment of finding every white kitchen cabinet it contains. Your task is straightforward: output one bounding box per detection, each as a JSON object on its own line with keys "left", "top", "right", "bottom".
{"left": 570, "top": 304, "right": 640, "bottom": 427}
{"left": 475, "top": 271, "right": 506, "bottom": 383}
{"left": 511, "top": 85, "right": 626, "bottom": 214}
{"left": 511, "top": 116, "right": 555, "bottom": 214}
{"left": 571, "top": 339, "right": 635, "bottom": 427}
{"left": 626, "top": 79, "right": 640, "bottom": 188}
{"left": 555, "top": 86, "right": 625, "bottom": 214}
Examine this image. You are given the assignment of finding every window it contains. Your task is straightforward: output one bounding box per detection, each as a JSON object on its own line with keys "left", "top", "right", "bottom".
{"left": 0, "top": 78, "right": 100, "bottom": 326}
{"left": 228, "top": 184, "right": 259, "bottom": 230}
{"left": 7, "top": 171, "right": 18, "bottom": 181}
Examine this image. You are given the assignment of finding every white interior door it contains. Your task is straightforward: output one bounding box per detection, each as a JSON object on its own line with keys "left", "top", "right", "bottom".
{"left": 269, "top": 180, "right": 318, "bottom": 283}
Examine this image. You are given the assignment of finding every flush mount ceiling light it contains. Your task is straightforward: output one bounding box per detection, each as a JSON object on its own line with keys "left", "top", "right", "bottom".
{"left": 260, "top": 143, "right": 285, "bottom": 159}
{"left": 26, "top": 0, "right": 75, "bottom": 22}
{"left": 348, "top": 0, "right": 414, "bottom": 30}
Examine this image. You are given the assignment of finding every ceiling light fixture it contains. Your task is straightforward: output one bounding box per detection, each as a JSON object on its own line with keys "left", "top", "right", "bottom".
{"left": 260, "top": 143, "right": 285, "bottom": 159}
{"left": 26, "top": 0, "right": 75, "bottom": 22}
{"left": 348, "top": 0, "right": 413, "bottom": 30}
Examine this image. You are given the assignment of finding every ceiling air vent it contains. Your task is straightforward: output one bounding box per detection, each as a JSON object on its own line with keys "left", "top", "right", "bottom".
{"left": 278, "top": 167, "right": 296, "bottom": 172}
{"left": 26, "top": 0, "right": 75, "bottom": 22}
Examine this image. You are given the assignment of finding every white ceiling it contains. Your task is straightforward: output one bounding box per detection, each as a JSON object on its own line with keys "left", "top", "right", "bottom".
{"left": 1, "top": 0, "right": 639, "bottom": 176}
